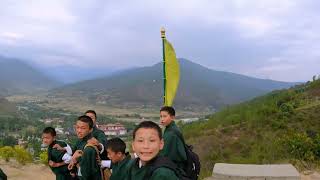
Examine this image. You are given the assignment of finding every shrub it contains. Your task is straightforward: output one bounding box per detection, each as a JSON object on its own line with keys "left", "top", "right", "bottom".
{"left": 14, "top": 145, "right": 33, "bottom": 165}
{"left": 39, "top": 150, "right": 48, "bottom": 165}
{"left": 280, "top": 133, "right": 316, "bottom": 161}
{"left": 0, "top": 146, "right": 15, "bottom": 162}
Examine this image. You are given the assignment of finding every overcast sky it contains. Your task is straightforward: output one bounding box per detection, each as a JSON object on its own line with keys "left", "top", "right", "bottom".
{"left": 0, "top": 0, "right": 319, "bottom": 82}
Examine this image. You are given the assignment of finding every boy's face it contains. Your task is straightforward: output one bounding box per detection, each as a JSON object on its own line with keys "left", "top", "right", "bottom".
{"left": 107, "top": 148, "right": 124, "bottom": 163}
{"left": 75, "top": 120, "right": 92, "bottom": 139}
{"left": 160, "top": 111, "right": 174, "bottom": 126}
{"left": 42, "top": 133, "right": 55, "bottom": 146}
{"left": 85, "top": 112, "right": 96, "bottom": 125}
{"left": 132, "top": 128, "right": 164, "bottom": 164}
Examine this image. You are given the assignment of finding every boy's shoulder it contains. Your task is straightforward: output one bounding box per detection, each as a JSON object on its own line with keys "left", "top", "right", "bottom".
{"left": 164, "top": 124, "right": 183, "bottom": 140}
{"left": 93, "top": 126, "right": 105, "bottom": 134}
{"left": 84, "top": 144, "right": 99, "bottom": 153}
{"left": 151, "top": 166, "right": 179, "bottom": 179}
{"left": 54, "top": 140, "right": 67, "bottom": 147}
{"left": 115, "top": 154, "right": 132, "bottom": 167}
{"left": 123, "top": 154, "right": 133, "bottom": 164}
{"left": 146, "top": 156, "right": 181, "bottom": 179}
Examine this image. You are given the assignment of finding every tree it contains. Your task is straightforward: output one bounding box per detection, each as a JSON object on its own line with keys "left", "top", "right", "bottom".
{"left": 313, "top": 75, "right": 317, "bottom": 81}
{"left": 2, "top": 136, "right": 17, "bottom": 146}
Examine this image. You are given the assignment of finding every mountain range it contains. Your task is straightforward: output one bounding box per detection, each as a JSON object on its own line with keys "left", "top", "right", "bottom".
{"left": 0, "top": 56, "right": 60, "bottom": 96}
{"left": 50, "top": 58, "right": 297, "bottom": 109}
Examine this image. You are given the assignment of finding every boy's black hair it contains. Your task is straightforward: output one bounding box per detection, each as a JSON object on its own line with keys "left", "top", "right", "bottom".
{"left": 133, "top": 121, "right": 162, "bottom": 140}
{"left": 160, "top": 106, "right": 175, "bottom": 116}
{"left": 77, "top": 115, "right": 94, "bottom": 129}
{"left": 106, "top": 137, "right": 126, "bottom": 154}
{"left": 85, "top": 110, "right": 97, "bottom": 118}
{"left": 42, "top": 127, "right": 56, "bottom": 137}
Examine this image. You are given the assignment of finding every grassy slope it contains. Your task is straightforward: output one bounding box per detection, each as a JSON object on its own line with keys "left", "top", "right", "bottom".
{"left": 182, "top": 80, "right": 320, "bottom": 179}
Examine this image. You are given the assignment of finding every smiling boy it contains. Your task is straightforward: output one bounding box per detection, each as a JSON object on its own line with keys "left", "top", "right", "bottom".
{"left": 127, "top": 121, "right": 179, "bottom": 180}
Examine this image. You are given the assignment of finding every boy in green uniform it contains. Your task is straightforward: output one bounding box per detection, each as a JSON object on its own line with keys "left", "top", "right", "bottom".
{"left": 54, "top": 110, "right": 107, "bottom": 160}
{"left": 85, "top": 110, "right": 108, "bottom": 160}
{"left": 127, "top": 121, "right": 179, "bottom": 180}
{"left": 104, "top": 137, "right": 131, "bottom": 180}
{"left": 42, "top": 127, "right": 72, "bottom": 180}
{"left": 159, "top": 106, "right": 187, "bottom": 170}
{"left": 69, "top": 115, "right": 102, "bottom": 180}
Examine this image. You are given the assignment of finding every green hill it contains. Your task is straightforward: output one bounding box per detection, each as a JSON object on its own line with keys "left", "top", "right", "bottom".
{"left": 182, "top": 79, "right": 320, "bottom": 179}
{"left": 51, "top": 58, "right": 296, "bottom": 110}
{"left": 0, "top": 56, "right": 60, "bottom": 96}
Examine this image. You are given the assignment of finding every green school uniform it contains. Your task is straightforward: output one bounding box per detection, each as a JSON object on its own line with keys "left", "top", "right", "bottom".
{"left": 78, "top": 146, "right": 102, "bottom": 180}
{"left": 74, "top": 134, "right": 101, "bottom": 180}
{"left": 0, "top": 168, "right": 7, "bottom": 180}
{"left": 127, "top": 157, "right": 179, "bottom": 180}
{"left": 160, "top": 121, "right": 187, "bottom": 170}
{"left": 110, "top": 153, "right": 132, "bottom": 180}
{"left": 48, "top": 140, "right": 71, "bottom": 180}
{"left": 92, "top": 126, "right": 108, "bottom": 160}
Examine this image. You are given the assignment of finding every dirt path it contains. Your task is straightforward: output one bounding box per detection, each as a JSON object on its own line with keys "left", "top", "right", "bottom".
{"left": 301, "top": 171, "right": 320, "bottom": 180}
{"left": 0, "top": 161, "right": 54, "bottom": 180}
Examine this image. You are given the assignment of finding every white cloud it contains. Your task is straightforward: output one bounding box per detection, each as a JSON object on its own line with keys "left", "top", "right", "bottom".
{"left": 0, "top": 0, "right": 319, "bottom": 81}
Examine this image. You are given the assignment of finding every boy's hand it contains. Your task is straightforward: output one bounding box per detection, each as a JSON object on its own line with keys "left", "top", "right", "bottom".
{"left": 87, "top": 137, "right": 103, "bottom": 150}
{"left": 53, "top": 144, "right": 65, "bottom": 152}
{"left": 68, "top": 162, "right": 75, "bottom": 170}
{"left": 48, "top": 160, "right": 55, "bottom": 167}
{"left": 48, "top": 160, "right": 62, "bottom": 167}
{"left": 87, "top": 137, "right": 99, "bottom": 146}
{"left": 72, "top": 150, "right": 83, "bottom": 160}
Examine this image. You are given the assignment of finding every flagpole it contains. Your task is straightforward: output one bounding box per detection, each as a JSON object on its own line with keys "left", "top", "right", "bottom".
{"left": 161, "top": 27, "right": 166, "bottom": 106}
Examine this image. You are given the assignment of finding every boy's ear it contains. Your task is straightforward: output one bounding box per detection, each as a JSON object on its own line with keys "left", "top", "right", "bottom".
{"left": 116, "top": 152, "right": 123, "bottom": 157}
{"left": 159, "top": 139, "right": 164, "bottom": 150}
{"left": 131, "top": 142, "right": 135, "bottom": 152}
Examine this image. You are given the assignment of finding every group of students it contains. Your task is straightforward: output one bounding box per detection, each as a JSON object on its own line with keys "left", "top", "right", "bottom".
{"left": 42, "top": 106, "right": 195, "bottom": 180}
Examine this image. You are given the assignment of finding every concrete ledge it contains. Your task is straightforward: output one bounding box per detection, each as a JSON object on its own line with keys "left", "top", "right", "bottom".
{"left": 204, "top": 163, "right": 300, "bottom": 180}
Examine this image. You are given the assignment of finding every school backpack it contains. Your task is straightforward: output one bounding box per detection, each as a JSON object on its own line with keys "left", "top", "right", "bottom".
{"left": 144, "top": 156, "right": 191, "bottom": 180}
{"left": 84, "top": 144, "right": 112, "bottom": 180}
{"left": 170, "top": 129, "right": 201, "bottom": 180}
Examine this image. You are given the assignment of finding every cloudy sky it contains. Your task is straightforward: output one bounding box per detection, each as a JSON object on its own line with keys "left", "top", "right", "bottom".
{"left": 0, "top": 0, "right": 319, "bottom": 82}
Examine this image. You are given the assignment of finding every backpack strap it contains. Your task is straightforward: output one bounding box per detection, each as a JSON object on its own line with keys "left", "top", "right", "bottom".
{"left": 144, "top": 156, "right": 179, "bottom": 180}
{"left": 127, "top": 158, "right": 139, "bottom": 180}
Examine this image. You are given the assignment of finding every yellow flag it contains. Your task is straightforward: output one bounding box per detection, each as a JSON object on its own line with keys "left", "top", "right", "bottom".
{"left": 164, "top": 39, "right": 180, "bottom": 106}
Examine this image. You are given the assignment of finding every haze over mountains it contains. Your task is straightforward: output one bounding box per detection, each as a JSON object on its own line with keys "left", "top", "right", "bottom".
{"left": 0, "top": 56, "right": 60, "bottom": 96}
{"left": 41, "top": 65, "right": 116, "bottom": 84}
{"left": 50, "top": 58, "right": 297, "bottom": 109}
{"left": 0, "top": 56, "right": 298, "bottom": 109}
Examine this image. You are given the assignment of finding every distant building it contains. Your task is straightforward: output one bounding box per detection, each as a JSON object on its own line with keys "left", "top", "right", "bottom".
{"left": 42, "top": 118, "right": 64, "bottom": 124}
{"left": 98, "top": 123, "right": 127, "bottom": 136}
{"left": 55, "top": 127, "right": 64, "bottom": 135}
{"left": 18, "top": 138, "right": 28, "bottom": 146}
{"left": 179, "top": 118, "right": 199, "bottom": 124}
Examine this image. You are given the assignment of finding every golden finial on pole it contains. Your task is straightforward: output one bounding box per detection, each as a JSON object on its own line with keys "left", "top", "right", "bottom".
{"left": 161, "top": 27, "right": 166, "bottom": 38}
